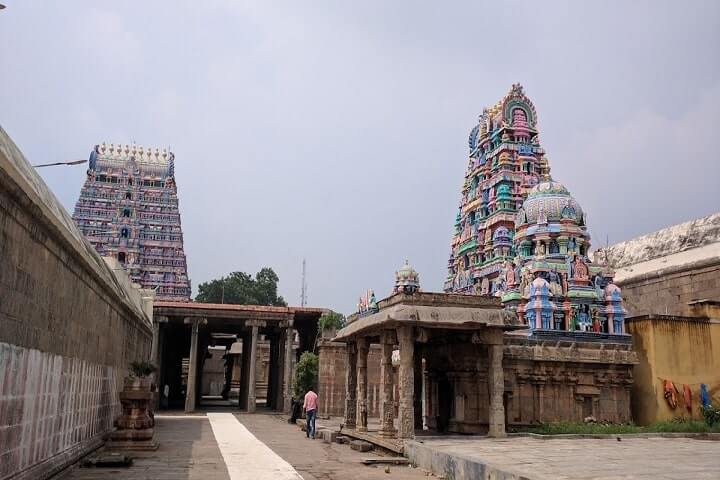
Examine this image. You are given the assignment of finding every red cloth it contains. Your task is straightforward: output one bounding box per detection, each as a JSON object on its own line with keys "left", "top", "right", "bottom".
{"left": 683, "top": 384, "right": 692, "bottom": 414}
{"left": 303, "top": 390, "right": 318, "bottom": 412}
{"left": 663, "top": 379, "right": 677, "bottom": 409}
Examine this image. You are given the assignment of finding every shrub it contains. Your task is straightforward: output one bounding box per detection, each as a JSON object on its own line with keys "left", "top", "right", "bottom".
{"left": 702, "top": 404, "right": 720, "bottom": 427}
{"left": 292, "top": 352, "right": 319, "bottom": 399}
{"left": 520, "top": 419, "right": 720, "bottom": 435}
{"left": 318, "top": 311, "right": 345, "bottom": 331}
{"left": 129, "top": 360, "right": 156, "bottom": 377}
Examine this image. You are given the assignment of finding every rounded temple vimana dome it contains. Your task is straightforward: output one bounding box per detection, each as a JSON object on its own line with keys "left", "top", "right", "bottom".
{"left": 517, "top": 178, "right": 585, "bottom": 227}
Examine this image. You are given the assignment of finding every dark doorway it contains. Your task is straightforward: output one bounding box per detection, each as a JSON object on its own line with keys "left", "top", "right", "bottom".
{"left": 437, "top": 376, "right": 453, "bottom": 434}
{"left": 159, "top": 323, "right": 191, "bottom": 409}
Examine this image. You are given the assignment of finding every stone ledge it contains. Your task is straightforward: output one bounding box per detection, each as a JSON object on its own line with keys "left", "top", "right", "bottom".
{"left": 405, "top": 440, "right": 525, "bottom": 480}
{"left": 340, "top": 429, "right": 404, "bottom": 454}
{"left": 509, "top": 432, "right": 720, "bottom": 441}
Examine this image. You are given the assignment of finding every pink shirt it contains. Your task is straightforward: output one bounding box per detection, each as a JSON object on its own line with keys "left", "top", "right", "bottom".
{"left": 303, "top": 391, "right": 318, "bottom": 412}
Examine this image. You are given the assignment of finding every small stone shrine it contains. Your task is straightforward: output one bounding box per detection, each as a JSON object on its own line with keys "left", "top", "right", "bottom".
{"left": 393, "top": 260, "right": 421, "bottom": 294}
{"left": 108, "top": 376, "right": 158, "bottom": 451}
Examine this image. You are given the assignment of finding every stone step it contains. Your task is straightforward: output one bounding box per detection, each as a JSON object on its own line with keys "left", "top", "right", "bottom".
{"left": 350, "top": 440, "right": 374, "bottom": 452}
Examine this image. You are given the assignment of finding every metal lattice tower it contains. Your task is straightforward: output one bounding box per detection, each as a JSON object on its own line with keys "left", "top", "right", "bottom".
{"left": 300, "top": 258, "right": 308, "bottom": 307}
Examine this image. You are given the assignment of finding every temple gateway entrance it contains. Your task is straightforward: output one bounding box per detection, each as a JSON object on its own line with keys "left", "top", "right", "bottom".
{"left": 151, "top": 301, "right": 325, "bottom": 413}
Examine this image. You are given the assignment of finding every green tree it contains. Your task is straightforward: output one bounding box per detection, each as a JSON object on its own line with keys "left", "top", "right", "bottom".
{"left": 292, "top": 351, "right": 319, "bottom": 398}
{"left": 195, "top": 268, "right": 287, "bottom": 306}
{"left": 318, "top": 311, "right": 345, "bottom": 332}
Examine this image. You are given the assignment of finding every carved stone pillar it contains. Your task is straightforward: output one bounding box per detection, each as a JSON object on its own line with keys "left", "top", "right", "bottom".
{"left": 344, "top": 342, "right": 357, "bottom": 428}
{"left": 422, "top": 369, "right": 431, "bottom": 430}
{"left": 184, "top": 317, "right": 206, "bottom": 413}
{"left": 379, "top": 330, "right": 397, "bottom": 437}
{"left": 228, "top": 338, "right": 243, "bottom": 401}
{"left": 150, "top": 316, "right": 164, "bottom": 369}
{"left": 246, "top": 320, "right": 266, "bottom": 413}
{"left": 414, "top": 346, "right": 423, "bottom": 429}
{"left": 397, "top": 326, "right": 415, "bottom": 439}
{"left": 487, "top": 338, "right": 506, "bottom": 438}
{"left": 282, "top": 316, "right": 295, "bottom": 413}
{"left": 355, "top": 337, "right": 369, "bottom": 432}
{"left": 151, "top": 316, "right": 168, "bottom": 409}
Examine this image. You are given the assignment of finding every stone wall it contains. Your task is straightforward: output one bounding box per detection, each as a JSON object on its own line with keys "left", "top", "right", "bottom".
{"left": 598, "top": 212, "right": 720, "bottom": 318}
{"left": 0, "top": 127, "right": 152, "bottom": 480}
{"left": 201, "top": 346, "right": 227, "bottom": 396}
{"left": 502, "top": 337, "right": 636, "bottom": 427}
{"left": 318, "top": 335, "right": 636, "bottom": 430}
{"left": 617, "top": 260, "right": 720, "bottom": 318}
{"left": 318, "top": 341, "right": 392, "bottom": 418}
{"left": 626, "top": 315, "right": 720, "bottom": 425}
{"left": 317, "top": 341, "right": 347, "bottom": 417}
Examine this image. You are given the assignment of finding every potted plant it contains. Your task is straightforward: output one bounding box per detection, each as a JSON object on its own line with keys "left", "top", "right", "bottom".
{"left": 125, "top": 360, "right": 157, "bottom": 391}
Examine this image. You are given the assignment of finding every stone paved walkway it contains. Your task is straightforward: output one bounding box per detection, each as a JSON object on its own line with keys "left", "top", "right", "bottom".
{"left": 235, "top": 413, "right": 428, "bottom": 480}
{"left": 61, "top": 413, "right": 720, "bottom": 480}
{"left": 207, "top": 413, "right": 302, "bottom": 479}
{"left": 415, "top": 436, "right": 720, "bottom": 480}
{"left": 62, "top": 415, "right": 230, "bottom": 480}
{"left": 61, "top": 413, "right": 429, "bottom": 480}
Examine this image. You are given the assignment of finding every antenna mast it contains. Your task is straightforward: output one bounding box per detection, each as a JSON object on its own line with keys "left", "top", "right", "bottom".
{"left": 300, "top": 258, "right": 308, "bottom": 307}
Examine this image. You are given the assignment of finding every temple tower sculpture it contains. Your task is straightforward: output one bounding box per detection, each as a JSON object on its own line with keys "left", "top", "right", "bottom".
{"left": 445, "top": 84, "right": 549, "bottom": 294}
{"left": 499, "top": 178, "right": 626, "bottom": 336}
{"left": 72, "top": 143, "right": 191, "bottom": 301}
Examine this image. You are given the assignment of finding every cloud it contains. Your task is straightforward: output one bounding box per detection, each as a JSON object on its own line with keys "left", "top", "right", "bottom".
{"left": 72, "top": 8, "right": 142, "bottom": 68}
{"left": 1, "top": 1, "right": 718, "bottom": 314}
{"left": 551, "top": 84, "right": 720, "bottom": 247}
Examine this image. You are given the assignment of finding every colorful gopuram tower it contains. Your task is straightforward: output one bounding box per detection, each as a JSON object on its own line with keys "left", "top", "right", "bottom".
{"left": 72, "top": 143, "right": 191, "bottom": 301}
{"left": 498, "top": 178, "right": 627, "bottom": 336}
{"left": 445, "top": 84, "right": 549, "bottom": 294}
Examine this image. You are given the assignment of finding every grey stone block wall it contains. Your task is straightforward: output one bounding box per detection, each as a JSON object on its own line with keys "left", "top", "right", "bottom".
{"left": 618, "top": 263, "right": 720, "bottom": 318}
{"left": 0, "top": 128, "right": 152, "bottom": 480}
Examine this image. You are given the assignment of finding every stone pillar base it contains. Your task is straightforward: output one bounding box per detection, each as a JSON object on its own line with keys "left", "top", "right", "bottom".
{"left": 378, "top": 429, "right": 397, "bottom": 438}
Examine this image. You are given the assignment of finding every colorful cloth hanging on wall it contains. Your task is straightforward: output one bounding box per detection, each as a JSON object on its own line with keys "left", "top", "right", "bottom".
{"left": 700, "top": 383, "right": 710, "bottom": 408}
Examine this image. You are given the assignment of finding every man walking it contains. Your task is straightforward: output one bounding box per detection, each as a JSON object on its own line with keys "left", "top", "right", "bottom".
{"left": 303, "top": 387, "right": 318, "bottom": 439}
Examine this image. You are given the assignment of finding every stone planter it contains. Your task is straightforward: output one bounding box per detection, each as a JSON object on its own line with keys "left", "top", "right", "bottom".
{"left": 108, "top": 376, "right": 158, "bottom": 450}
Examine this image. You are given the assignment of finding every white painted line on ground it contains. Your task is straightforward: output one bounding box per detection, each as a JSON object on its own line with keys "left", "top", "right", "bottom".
{"left": 207, "top": 413, "right": 303, "bottom": 480}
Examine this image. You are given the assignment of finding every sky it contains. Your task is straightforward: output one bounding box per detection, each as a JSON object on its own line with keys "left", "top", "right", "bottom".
{"left": 1, "top": 1, "right": 719, "bottom": 315}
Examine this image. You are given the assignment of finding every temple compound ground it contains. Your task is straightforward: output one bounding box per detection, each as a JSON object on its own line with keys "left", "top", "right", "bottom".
{"left": 59, "top": 412, "right": 720, "bottom": 480}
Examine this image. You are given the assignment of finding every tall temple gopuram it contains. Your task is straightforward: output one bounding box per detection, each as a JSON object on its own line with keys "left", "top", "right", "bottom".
{"left": 72, "top": 143, "right": 191, "bottom": 301}
{"left": 445, "top": 83, "right": 549, "bottom": 295}
{"left": 445, "top": 84, "right": 627, "bottom": 336}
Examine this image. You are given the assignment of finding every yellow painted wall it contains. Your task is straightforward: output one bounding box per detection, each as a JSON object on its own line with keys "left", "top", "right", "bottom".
{"left": 627, "top": 316, "right": 720, "bottom": 425}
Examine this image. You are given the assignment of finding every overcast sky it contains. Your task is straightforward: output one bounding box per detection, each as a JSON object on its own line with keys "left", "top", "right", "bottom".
{"left": 2, "top": 1, "right": 718, "bottom": 314}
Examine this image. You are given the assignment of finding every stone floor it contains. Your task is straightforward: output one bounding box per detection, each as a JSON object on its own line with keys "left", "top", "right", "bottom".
{"left": 234, "top": 413, "right": 428, "bottom": 480}
{"left": 61, "top": 415, "right": 230, "bottom": 480}
{"left": 60, "top": 413, "right": 429, "bottom": 480}
{"left": 59, "top": 413, "right": 720, "bottom": 480}
{"left": 415, "top": 436, "right": 720, "bottom": 480}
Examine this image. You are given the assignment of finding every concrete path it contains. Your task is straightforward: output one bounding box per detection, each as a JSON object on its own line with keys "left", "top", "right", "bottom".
{"left": 409, "top": 435, "right": 720, "bottom": 480}
{"left": 207, "top": 413, "right": 302, "bottom": 480}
